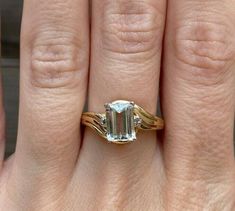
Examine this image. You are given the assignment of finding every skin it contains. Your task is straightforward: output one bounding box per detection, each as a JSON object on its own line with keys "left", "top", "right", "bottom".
{"left": 0, "top": 0, "right": 235, "bottom": 210}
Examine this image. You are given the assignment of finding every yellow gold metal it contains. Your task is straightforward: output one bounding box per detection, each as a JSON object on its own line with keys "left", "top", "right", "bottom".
{"left": 81, "top": 112, "right": 107, "bottom": 139}
{"left": 134, "top": 104, "right": 164, "bottom": 130}
{"left": 81, "top": 101, "right": 164, "bottom": 143}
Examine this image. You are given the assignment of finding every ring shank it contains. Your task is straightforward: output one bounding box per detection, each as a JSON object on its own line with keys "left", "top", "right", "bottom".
{"left": 81, "top": 112, "right": 107, "bottom": 139}
{"left": 134, "top": 104, "right": 164, "bottom": 130}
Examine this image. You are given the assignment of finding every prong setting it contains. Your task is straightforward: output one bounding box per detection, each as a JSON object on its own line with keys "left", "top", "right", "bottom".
{"left": 81, "top": 100, "right": 164, "bottom": 144}
{"left": 105, "top": 100, "right": 136, "bottom": 143}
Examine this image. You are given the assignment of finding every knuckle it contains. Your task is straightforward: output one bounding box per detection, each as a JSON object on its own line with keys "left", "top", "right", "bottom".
{"left": 101, "top": 1, "right": 165, "bottom": 58}
{"left": 174, "top": 19, "right": 235, "bottom": 84}
{"left": 31, "top": 31, "right": 87, "bottom": 88}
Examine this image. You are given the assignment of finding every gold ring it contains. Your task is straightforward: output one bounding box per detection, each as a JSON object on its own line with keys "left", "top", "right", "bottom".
{"left": 82, "top": 100, "right": 164, "bottom": 144}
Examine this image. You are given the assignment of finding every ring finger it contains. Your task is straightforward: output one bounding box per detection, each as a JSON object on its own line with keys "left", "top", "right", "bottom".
{"left": 72, "top": 0, "right": 166, "bottom": 209}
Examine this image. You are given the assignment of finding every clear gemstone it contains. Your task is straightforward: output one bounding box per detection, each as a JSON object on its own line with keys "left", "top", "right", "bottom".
{"left": 100, "top": 115, "right": 106, "bottom": 125}
{"left": 134, "top": 115, "right": 142, "bottom": 127}
{"left": 105, "top": 100, "right": 136, "bottom": 143}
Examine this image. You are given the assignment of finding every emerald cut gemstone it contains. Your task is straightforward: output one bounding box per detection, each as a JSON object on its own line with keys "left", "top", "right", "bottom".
{"left": 105, "top": 100, "right": 136, "bottom": 143}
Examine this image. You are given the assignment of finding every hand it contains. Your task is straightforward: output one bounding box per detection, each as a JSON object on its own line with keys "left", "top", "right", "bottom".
{"left": 0, "top": 0, "right": 235, "bottom": 210}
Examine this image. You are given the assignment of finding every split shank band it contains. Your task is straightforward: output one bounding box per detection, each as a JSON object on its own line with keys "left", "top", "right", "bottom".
{"left": 82, "top": 100, "right": 164, "bottom": 144}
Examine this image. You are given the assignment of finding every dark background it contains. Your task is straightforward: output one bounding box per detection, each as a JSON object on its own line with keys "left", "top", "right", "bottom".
{"left": 1, "top": 0, "right": 22, "bottom": 156}
{"left": 1, "top": 0, "right": 234, "bottom": 157}
{"left": 2, "top": 0, "right": 22, "bottom": 58}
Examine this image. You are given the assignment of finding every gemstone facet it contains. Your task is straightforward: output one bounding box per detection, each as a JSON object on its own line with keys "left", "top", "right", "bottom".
{"left": 105, "top": 100, "right": 136, "bottom": 143}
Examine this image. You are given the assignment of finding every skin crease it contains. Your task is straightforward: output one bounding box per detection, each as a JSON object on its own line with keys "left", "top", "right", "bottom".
{"left": 0, "top": 0, "right": 235, "bottom": 210}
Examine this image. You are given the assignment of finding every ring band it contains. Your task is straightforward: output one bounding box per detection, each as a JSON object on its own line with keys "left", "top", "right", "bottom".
{"left": 82, "top": 100, "right": 164, "bottom": 144}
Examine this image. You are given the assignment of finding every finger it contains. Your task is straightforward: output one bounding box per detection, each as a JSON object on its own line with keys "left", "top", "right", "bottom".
{"left": 73, "top": 0, "right": 166, "bottom": 206}
{"left": 162, "top": 0, "right": 235, "bottom": 205}
{"left": 9, "top": 0, "right": 89, "bottom": 205}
